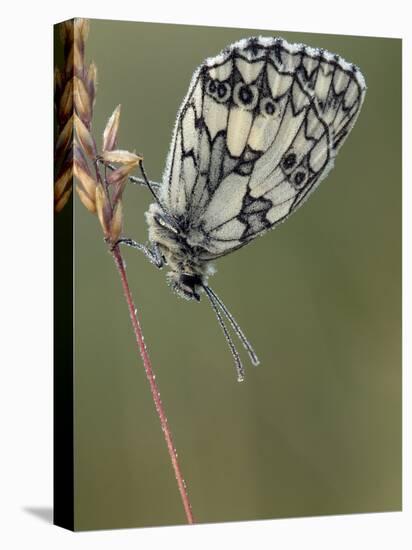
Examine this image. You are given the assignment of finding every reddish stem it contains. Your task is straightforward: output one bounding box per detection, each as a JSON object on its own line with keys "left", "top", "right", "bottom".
{"left": 111, "top": 245, "right": 195, "bottom": 524}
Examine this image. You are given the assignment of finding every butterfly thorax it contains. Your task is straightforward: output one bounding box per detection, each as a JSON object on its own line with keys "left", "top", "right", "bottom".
{"left": 145, "top": 202, "right": 212, "bottom": 301}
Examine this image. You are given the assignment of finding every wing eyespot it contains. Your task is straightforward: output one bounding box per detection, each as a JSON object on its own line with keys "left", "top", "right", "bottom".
{"left": 206, "top": 78, "right": 231, "bottom": 103}
{"left": 293, "top": 170, "right": 307, "bottom": 188}
{"left": 282, "top": 152, "right": 297, "bottom": 171}
{"left": 207, "top": 79, "right": 217, "bottom": 94}
{"left": 233, "top": 82, "right": 259, "bottom": 110}
{"left": 216, "top": 81, "right": 231, "bottom": 102}
{"left": 260, "top": 97, "right": 277, "bottom": 118}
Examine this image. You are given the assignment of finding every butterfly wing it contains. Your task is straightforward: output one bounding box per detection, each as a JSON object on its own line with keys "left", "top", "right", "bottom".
{"left": 161, "top": 37, "right": 366, "bottom": 260}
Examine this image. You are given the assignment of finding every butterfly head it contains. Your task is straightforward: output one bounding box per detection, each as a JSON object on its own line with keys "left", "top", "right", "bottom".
{"left": 167, "top": 272, "right": 204, "bottom": 302}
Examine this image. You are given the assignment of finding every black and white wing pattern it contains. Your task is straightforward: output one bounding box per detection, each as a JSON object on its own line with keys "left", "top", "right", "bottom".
{"left": 160, "top": 37, "right": 366, "bottom": 260}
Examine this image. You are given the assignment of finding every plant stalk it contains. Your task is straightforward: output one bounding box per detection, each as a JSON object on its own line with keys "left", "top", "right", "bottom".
{"left": 111, "top": 245, "right": 195, "bottom": 524}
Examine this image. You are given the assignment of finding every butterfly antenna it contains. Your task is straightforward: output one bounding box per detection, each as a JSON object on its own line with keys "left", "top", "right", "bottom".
{"left": 205, "top": 286, "right": 260, "bottom": 366}
{"left": 203, "top": 285, "right": 245, "bottom": 382}
{"left": 139, "top": 161, "right": 167, "bottom": 210}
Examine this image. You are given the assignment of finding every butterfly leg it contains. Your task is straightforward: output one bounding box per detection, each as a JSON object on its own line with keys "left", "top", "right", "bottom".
{"left": 127, "top": 174, "right": 162, "bottom": 191}
{"left": 116, "top": 238, "right": 164, "bottom": 268}
{"left": 102, "top": 161, "right": 161, "bottom": 191}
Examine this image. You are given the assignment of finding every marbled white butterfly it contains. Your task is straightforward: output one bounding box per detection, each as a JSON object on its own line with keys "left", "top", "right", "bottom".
{"left": 119, "top": 36, "right": 367, "bottom": 381}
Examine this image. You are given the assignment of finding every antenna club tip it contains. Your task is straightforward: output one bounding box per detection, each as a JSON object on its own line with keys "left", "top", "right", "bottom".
{"left": 237, "top": 375, "right": 245, "bottom": 383}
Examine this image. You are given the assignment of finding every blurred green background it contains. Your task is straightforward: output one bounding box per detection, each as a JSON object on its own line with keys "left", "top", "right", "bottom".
{"left": 72, "top": 20, "right": 401, "bottom": 530}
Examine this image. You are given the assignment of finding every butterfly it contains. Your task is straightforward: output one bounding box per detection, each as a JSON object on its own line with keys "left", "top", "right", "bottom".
{"left": 119, "top": 36, "right": 367, "bottom": 381}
